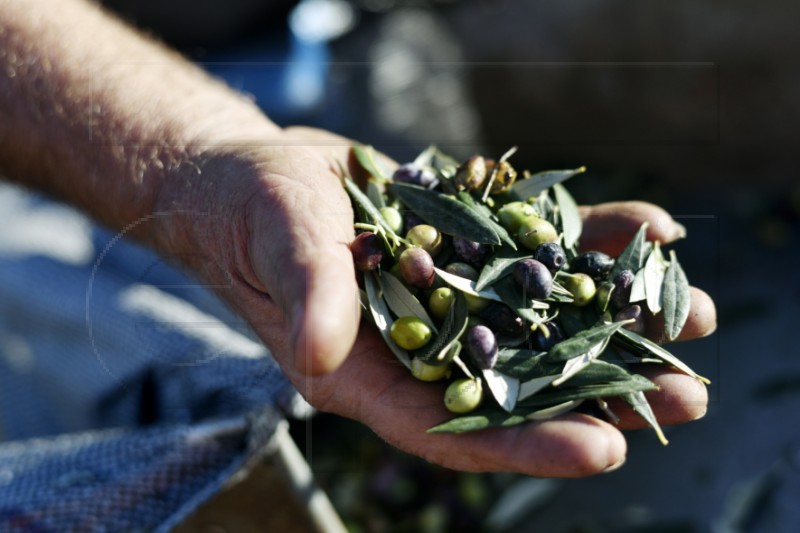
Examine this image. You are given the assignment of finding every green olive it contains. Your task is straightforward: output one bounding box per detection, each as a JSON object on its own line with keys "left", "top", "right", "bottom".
{"left": 497, "top": 201, "right": 538, "bottom": 234}
{"left": 411, "top": 359, "right": 451, "bottom": 382}
{"left": 517, "top": 216, "right": 559, "bottom": 250}
{"left": 464, "top": 293, "right": 490, "bottom": 313}
{"left": 429, "top": 287, "right": 455, "bottom": 320}
{"left": 379, "top": 206, "right": 403, "bottom": 234}
{"left": 406, "top": 224, "right": 443, "bottom": 256}
{"left": 444, "top": 378, "right": 484, "bottom": 413}
{"left": 562, "top": 273, "right": 597, "bottom": 307}
{"left": 444, "top": 262, "right": 479, "bottom": 281}
{"left": 595, "top": 281, "right": 615, "bottom": 313}
{"left": 390, "top": 316, "right": 433, "bottom": 350}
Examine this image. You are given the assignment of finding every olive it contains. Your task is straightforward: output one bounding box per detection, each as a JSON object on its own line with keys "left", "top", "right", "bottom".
{"left": 486, "top": 160, "right": 517, "bottom": 194}
{"left": 454, "top": 155, "right": 487, "bottom": 191}
{"left": 533, "top": 242, "right": 567, "bottom": 273}
{"left": 404, "top": 212, "right": 426, "bottom": 233}
{"left": 561, "top": 272, "right": 597, "bottom": 306}
{"left": 406, "top": 224, "right": 443, "bottom": 256}
{"left": 444, "top": 378, "right": 484, "bottom": 414}
{"left": 398, "top": 247, "right": 435, "bottom": 289}
{"left": 480, "top": 302, "right": 525, "bottom": 338}
{"left": 411, "top": 359, "right": 451, "bottom": 382}
{"left": 465, "top": 294, "right": 490, "bottom": 314}
{"left": 517, "top": 216, "right": 559, "bottom": 250}
{"left": 453, "top": 236, "right": 489, "bottom": 267}
{"left": 497, "top": 201, "right": 538, "bottom": 234}
{"left": 571, "top": 251, "right": 615, "bottom": 282}
{"left": 428, "top": 287, "right": 455, "bottom": 320}
{"left": 350, "top": 232, "right": 384, "bottom": 271}
{"left": 464, "top": 325, "right": 499, "bottom": 370}
{"left": 610, "top": 269, "right": 635, "bottom": 309}
{"left": 595, "top": 281, "right": 616, "bottom": 313}
{"left": 390, "top": 316, "right": 433, "bottom": 350}
{"left": 530, "top": 321, "right": 564, "bottom": 351}
{"left": 392, "top": 162, "right": 436, "bottom": 187}
{"left": 513, "top": 258, "right": 553, "bottom": 299}
{"left": 615, "top": 305, "right": 646, "bottom": 335}
{"left": 444, "top": 262, "right": 479, "bottom": 281}
{"left": 379, "top": 206, "right": 403, "bottom": 234}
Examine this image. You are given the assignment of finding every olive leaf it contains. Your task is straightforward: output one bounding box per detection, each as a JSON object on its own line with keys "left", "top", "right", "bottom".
{"left": 366, "top": 180, "right": 386, "bottom": 209}
{"left": 545, "top": 320, "right": 632, "bottom": 362}
{"left": 551, "top": 337, "right": 610, "bottom": 387}
{"left": 662, "top": 250, "right": 691, "bottom": 341}
{"left": 364, "top": 271, "right": 411, "bottom": 369}
{"left": 623, "top": 391, "right": 669, "bottom": 446}
{"left": 518, "top": 374, "right": 561, "bottom": 401}
{"left": 434, "top": 267, "right": 504, "bottom": 303}
{"left": 560, "top": 359, "right": 633, "bottom": 387}
{"left": 610, "top": 222, "right": 652, "bottom": 278}
{"left": 482, "top": 368, "right": 521, "bottom": 412}
{"left": 511, "top": 167, "right": 586, "bottom": 200}
{"left": 613, "top": 327, "right": 709, "bottom": 383}
{"left": 517, "top": 374, "right": 658, "bottom": 408}
{"left": 344, "top": 178, "right": 398, "bottom": 238}
{"left": 547, "top": 280, "right": 575, "bottom": 303}
{"left": 457, "top": 192, "right": 517, "bottom": 249}
{"left": 525, "top": 400, "right": 584, "bottom": 421}
{"left": 390, "top": 183, "right": 502, "bottom": 245}
{"left": 495, "top": 348, "right": 555, "bottom": 380}
{"left": 427, "top": 409, "right": 528, "bottom": 434}
{"left": 629, "top": 267, "right": 647, "bottom": 303}
{"left": 380, "top": 272, "right": 438, "bottom": 333}
{"left": 644, "top": 242, "right": 668, "bottom": 314}
{"left": 553, "top": 183, "right": 583, "bottom": 249}
{"left": 353, "top": 144, "right": 390, "bottom": 181}
{"left": 415, "top": 291, "right": 469, "bottom": 364}
{"left": 475, "top": 250, "right": 528, "bottom": 292}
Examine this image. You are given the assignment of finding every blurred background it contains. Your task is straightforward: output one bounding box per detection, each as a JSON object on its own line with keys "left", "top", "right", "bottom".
{"left": 107, "top": 0, "right": 800, "bottom": 530}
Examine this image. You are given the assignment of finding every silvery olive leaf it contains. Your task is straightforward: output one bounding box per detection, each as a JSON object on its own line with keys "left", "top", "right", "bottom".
{"left": 364, "top": 271, "right": 411, "bottom": 369}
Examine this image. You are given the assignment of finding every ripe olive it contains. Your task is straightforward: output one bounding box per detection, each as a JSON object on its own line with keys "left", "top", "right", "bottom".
{"left": 513, "top": 258, "right": 554, "bottom": 299}
{"left": 350, "top": 232, "right": 384, "bottom": 271}
{"left": 464, "top": 325, "right": 499, "bottom": 370}
{"left": 398, "top": 247, "right": 435, "bottom": 289}
{"left": 533, "top": 242, "right": 567, "bottom": 273}
{"left": 572, "top": 251, "right": 615, "bottom": 282}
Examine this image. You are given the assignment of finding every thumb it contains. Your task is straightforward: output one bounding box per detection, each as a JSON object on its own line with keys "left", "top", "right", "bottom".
{"left": 246, "top": 155, "right": 359, "bottom": 376}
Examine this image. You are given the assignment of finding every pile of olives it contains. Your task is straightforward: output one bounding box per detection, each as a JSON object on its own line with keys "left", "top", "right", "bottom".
{"left": 346, "top": 147, "right": 699, "bottom": 438}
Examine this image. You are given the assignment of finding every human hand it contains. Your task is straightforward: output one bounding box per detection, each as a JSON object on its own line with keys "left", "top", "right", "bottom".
{"left": 167, "top": 128, "right": 717, "bottom": 478}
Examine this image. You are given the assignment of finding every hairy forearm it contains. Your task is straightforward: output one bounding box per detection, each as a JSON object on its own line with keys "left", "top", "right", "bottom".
{"left": 0, "top": 0, "right": 280, "bottom": 247}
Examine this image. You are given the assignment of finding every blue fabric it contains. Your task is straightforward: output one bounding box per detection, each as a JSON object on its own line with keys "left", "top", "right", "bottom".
{"left": 0, "top": 182, "right": 298, "bottom": 530}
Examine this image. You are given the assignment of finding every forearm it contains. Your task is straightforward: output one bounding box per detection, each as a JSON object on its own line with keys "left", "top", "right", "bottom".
{"left": 0, "top": 0, "right": 281, "bottom": 248}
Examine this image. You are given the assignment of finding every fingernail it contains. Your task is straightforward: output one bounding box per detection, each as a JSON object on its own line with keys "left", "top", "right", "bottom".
{"left": 671, "top": 221, "right": 687, "bottom": 240}
{"left": 603, "top": 457, "right": 626, "bottom": 474}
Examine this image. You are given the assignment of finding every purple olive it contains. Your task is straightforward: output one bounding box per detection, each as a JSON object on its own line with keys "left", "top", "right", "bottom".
{"left": 398, "top": 247, "right": 435, "bottom": 289}
{"left": 392, "top": 163, "right": 437, "bottom": 187}
{"left": 453, "top": 236, "right": 489, "bottom": 267}
{"left": 533, "top": 242, "right": 567, "bottom": 273}
{"left": 610, "top": 269, "right": 635, "bottom": 309}
{"left": 513, "top": 258, "right": 553, "bottom": 299}
{"left": 615, "top": 304, "right": 646, "bottom": 335}
{"left": 530, "top": 322, "right": 564, "bottom": 352}
{"left": 464, "top": 325, "right": 499, "bottom": 370}
{"left": 350, "top": 232, "right": 384, "bottom": 271}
